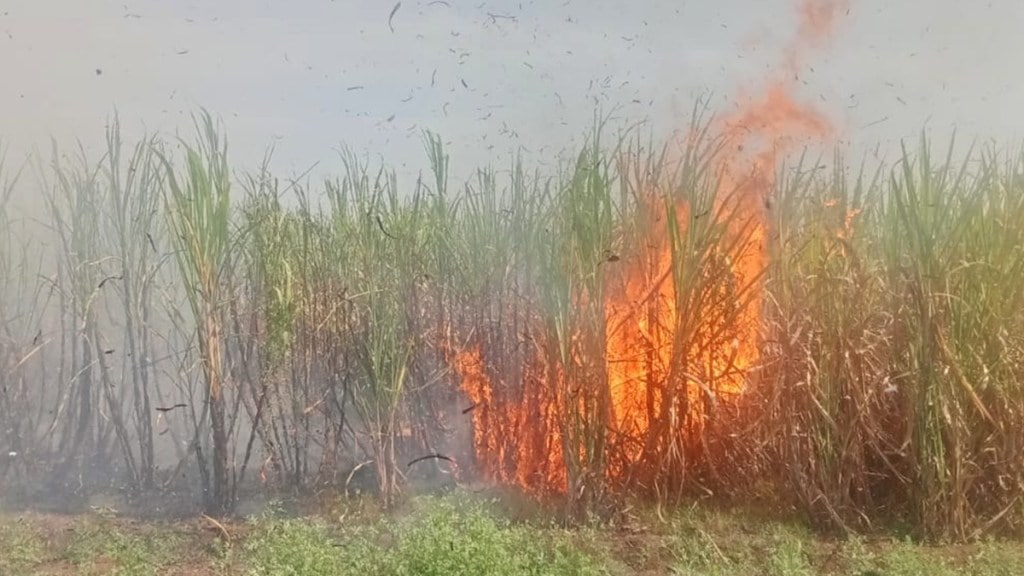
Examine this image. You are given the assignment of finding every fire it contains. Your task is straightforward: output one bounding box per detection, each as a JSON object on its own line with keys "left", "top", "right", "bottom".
{"left": 601, "top": 194, "right": 760, "bottom": 475}
{"left": 602, "top": 202, "right": 679, "bottom": 468}
{"left": 449, "top": 0, "right": 848, "bottom": 494}
{"left": 449, "top": 345, "right": 566, "bottom": 492}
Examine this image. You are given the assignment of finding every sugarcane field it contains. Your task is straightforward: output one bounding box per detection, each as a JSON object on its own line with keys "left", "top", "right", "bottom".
{"left": 2, "top": 0, "right": 1024, "bottom": 574}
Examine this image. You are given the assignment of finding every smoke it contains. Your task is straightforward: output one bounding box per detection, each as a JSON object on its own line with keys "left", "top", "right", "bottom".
{"left": 1, "top": 0, "right": 856, "bottom": 515}
{"left": 445, "top": 0, "right": 856, "bottom": 497}
{"left": 718, "top": 0, "right": 850, "bottom": 205}
{"left": 795, "top": 0, "right": 852, "bottom": 52}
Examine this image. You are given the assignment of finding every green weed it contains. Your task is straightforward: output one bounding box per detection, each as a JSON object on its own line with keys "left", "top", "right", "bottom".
{"left": 0, "top": 520, "right": 46, "bottom": 574}
{"left": 64, "top": 520, "right": 181, "bottom": 576}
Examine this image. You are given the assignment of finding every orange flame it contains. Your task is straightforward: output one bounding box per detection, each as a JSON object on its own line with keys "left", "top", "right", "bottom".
{"left": 450, "top": 345, "right": 566, "bottom": 492}
{"left": 709, "top": 0, "right": 847, "bottom": 402}
{"left": 450, "top": 0, "right": 848, "bottom": 494}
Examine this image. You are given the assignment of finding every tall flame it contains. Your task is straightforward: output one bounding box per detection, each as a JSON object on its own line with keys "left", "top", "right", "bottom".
{"left": 450, "top": 0, "right": 848, "bottom": 494}
{"left": 450, "top": 345, "right": 566, "bottom": 492}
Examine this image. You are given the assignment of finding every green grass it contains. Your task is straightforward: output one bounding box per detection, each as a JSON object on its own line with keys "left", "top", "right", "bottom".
{"left": 239, "top": 494, "right": 1024, "bottom": 576}
{"left": 64, "top": 518, "right": 183, "bottom": 576}
{"left": 244, "top": 495, "right": 607, "bottom": 576}
{"left": 2, "top": 494, "right": 1024, "bottom": 575}
{"left": 244, "top": 518, "right": 349, "bottom": 576}
{"left": 0, "top": 520, "right": 46, "bottom": 574}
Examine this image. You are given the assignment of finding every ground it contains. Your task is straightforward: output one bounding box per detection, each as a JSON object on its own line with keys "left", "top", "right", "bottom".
{"left": 0, "top": 488, "right": 1021, "bottom": 575}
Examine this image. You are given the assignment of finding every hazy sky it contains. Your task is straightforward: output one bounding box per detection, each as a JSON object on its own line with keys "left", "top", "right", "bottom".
{"left": 1, "top": 0, "right": 1023, "bottom": 183}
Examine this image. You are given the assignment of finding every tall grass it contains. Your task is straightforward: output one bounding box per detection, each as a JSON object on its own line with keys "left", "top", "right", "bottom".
{"left": 101, "top": 116, "right": 166, "bottom": 489}
{"left": 761, "top": 153, "right": 893, "bottom": 531}
{"left": 760, "top": 138, "right": 1024, "bottom": 539}
{"left": 43, "top": 138, "right": 127, "bottom": 487}
{"left": 539, "top": 123, "right": 617, "bottom": 518}
{"left": 160, "top": 111, "right": 236, "bottom": 513}
{"left": 0, "top": 144, "right": 34, "bottom": 488}
{"left": 2, "top": 109, "right": 1024, "bottom": 540}
{"left": 885, "top": 138, "right": 1024, "bottom": 539}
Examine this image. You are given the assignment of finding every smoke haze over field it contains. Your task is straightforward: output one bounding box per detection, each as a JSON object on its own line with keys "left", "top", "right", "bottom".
{"left": 1, "top": 0, "right": 1023, "bottom": 181}
{"left": 4, "top": 0, "right": 1024, "bottom": 534}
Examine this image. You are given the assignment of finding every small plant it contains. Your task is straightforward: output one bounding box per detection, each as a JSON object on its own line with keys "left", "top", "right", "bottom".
{"left": 0, "top": 520, "right": 46, "bottom": 574}
{"left": 671, "top": 529, "right": 738, "bottom": 576}
{"left": 765, "top": 528, "right": 814, "bottom": 576}
{"left": 244, "top": 518, "right": 347, "bottom": 576}
{"left": 873, "top": 539, "right": 962, "bottom": 576}
{"left": 385, "top": 496, "right": 607, "bottom": 576}
{"left": 65, "top": 520, "right": 181, "bottom": 576}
